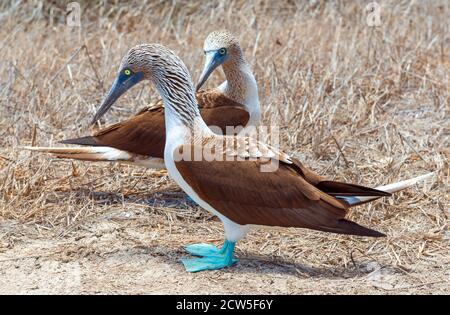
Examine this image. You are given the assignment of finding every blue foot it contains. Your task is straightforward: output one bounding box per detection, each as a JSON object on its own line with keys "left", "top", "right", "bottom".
{"left": 182, "top": 240, "right": 237, "bottom": 272}
{"left": 182, "top": 256, "right": 237, "bottom": 272}
{"left": 184, "top": 243, "right": 221, "bottom": 257}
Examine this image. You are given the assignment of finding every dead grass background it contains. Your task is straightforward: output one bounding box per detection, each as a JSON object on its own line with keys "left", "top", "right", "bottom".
{"left": 0, "top": 0, "right": 448, "bottom": 294}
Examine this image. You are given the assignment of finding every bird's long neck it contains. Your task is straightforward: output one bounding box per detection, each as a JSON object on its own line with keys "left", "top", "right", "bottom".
{"left": 220, "top": 53, "right": 260, "bottom": 126}
{"left": 152, "top": 67, "right": 208, "bottom": 136}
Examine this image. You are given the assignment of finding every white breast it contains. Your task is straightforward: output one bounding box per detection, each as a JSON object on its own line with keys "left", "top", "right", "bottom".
{"left": 218, "top": 64, "right": 261, "bottom": 129}
{"left": 163, "top": 118, "right": 250, "bottom": 242}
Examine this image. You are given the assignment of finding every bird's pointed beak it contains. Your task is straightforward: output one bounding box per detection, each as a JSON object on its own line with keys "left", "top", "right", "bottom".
{"left": 91, "top": 72, "right": 144, "bottom": 125}
{"left": 196, "top": 52, "right": 222, "bottom": 92}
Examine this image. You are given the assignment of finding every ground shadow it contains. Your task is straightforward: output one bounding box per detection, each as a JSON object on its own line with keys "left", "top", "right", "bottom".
{"left": 49, "top": 187, "right": 195, "bottom": 209}
{"left": 94, "top": 243, "right": 389, "bottom": 280}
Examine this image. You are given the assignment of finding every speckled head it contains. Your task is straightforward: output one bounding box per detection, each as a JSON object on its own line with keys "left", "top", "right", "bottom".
{"left": 203, "top": 30, "right": 242, "bottom": 60}
{"left": 92, "top": 44, "right": 195, "bottom": 124}
{"left": 119, "top": 44, "right": 191, "bottom": 81}
{"left": 196, "top": 30, "right": 245, "bottom": 91}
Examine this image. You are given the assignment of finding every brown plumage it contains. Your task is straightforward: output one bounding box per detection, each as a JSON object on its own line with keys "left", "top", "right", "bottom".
{"left": 61, "top": 90, "right": 249, "bottom": 158}
{"left": 27, "top": 31, "right": 259, "bottom": 168}
{"left": 22, "top": 43, "right": 434, "bottom": 272}
{"left": 174, "top": 142, "right": 389, "bottom": 238}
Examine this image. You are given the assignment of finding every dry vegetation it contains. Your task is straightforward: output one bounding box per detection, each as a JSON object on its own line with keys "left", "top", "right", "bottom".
{"left": 0, "top": 0, "right": 448, "bottom": 294}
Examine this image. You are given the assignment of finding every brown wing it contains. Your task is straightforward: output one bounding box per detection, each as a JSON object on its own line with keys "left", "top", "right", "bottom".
{"left": 200, "top": 106, "right": 249, "bottom": 135}
{"left": 61, "top": 90, "right": 249, "bottom": 157}
{"left": 174, "top": 145, "right": 386, "bottom": 237}
{"left": 197, "top": 90, "right": 249, "bottom": 133}
{"left": 62, "top": 105, "right": 166, "bottom": 158}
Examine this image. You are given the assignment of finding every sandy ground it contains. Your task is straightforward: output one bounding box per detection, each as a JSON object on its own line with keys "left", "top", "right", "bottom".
{"left": 0, "top": 187, "right": 448, "bottom": 295}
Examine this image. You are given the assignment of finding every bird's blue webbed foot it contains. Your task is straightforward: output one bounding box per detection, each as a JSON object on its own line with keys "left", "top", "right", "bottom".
{"left": 182, "top": 240, "right": 237, "bottom": 272}
{"left": 184, "top": 243, "right": 221, "bottom": 257}
{"left": 182, "top": 256, "right": 237, "bottom": 272}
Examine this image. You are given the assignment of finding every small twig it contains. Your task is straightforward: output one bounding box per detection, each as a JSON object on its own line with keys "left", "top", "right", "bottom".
{"left": 48, "top": 45, "right": 85, "bottom": 84}
{"left": 10, "top": 62, "right": 33, "bottom": 87}
{"left": 400, "top": 280, "right": 446, "bottom": 290}
{"left": 48, "top": 44, "right": 103, "bottom": 91}
{"left": 0, "top": 154, "right": 13, "bottom": 162}
{"left": 31, "top": 124, "right": 37, "bottom": 147}
{"left": 322, "top": 154, "right": 340, "bottom": 174}
{"left": 398, "top": 131, "right": 427, "bottom": 163}
{"left": 83, "top": 44, "right": 104, "bottom": 91}
{"left": 331, "top": 134, "right": 350, "bottom": 168}
{"left": 127, "top": 169, "right": 150, "bottom": 192}
{"left": 370, "top": 280, "right": 445, "bottom": 292}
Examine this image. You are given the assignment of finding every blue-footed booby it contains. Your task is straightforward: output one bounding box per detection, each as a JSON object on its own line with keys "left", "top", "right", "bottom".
{"left": 22, "top": 30, "right": 259, "bottom": 169}
{"left": 77, "top": 43, "right": 433, "bottom": 272}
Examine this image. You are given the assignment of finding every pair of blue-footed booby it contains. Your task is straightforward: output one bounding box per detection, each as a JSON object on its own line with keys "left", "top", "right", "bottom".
{"left": 23, "top": 31, "right": 433, "bottom": 272}
{"left": 25, "top": 31, "right": 259, "bottom": 168}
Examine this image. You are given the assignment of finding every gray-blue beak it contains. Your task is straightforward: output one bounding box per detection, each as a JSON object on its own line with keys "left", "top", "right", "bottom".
{"left": 196, "top": 52, "right": 223, "bottom": 92}
{"left": 91, "top": 71, "right": 144, "bottom": 124}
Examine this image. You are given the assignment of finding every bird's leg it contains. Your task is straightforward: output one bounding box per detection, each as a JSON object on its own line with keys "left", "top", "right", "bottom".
{"left": 182, "top": 240, "right": 238, "bottom": 272}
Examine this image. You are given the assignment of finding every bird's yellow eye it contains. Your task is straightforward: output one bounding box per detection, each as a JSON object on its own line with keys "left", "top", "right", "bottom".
{"left": 124, "top": 69, "right": 131, "bottom": 76}
{"left": 219, "top": 48, "right": 226, "bottom": 55}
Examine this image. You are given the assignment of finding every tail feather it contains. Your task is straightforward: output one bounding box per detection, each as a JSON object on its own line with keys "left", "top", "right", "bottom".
{"left": 317, "top": 181, "right": 391, "bottom": 197}
{"left": 325, "top": 219, "right": 386, "bottom": 237}
{"left": 19, "top": 146, "right": 165, "bottom": 169}
{"left": 19, "top": 146, "right": 132, "bottom": 161}
{"left": 337, "top": 172, "right": 434, "bottom": 206}
{"left": 60, "top": 136, "right": 98, "bottom": 146}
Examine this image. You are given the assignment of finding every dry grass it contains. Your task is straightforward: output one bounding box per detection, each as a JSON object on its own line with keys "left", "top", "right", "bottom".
{"left": 0, "top": 0, "right": 448, "bottom": 294}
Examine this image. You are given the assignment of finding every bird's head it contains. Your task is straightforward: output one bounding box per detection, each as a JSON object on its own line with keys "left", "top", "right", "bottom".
{"left": 91, "top": 44, "right": 190, "bottom": 124}
{"left": 196, "top": 30, "right": 242, "bottom": 91}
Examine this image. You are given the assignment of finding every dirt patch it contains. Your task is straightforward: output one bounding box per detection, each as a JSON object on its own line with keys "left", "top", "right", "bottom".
{"left": 0, "top": 199, "right": 448, "bottom": 294}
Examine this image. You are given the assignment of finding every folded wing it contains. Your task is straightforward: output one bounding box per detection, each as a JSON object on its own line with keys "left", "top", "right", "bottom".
{"left": 174, "top": 143, "right": 386, "bottom": 237}
{"left": 61, "top": 90, "right": 249, "bottom": 158}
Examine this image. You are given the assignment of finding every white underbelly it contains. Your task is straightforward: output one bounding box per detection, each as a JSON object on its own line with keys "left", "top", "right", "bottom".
{"left": 127, "top": 157, "right": 165, "bottom": 169}
{"left": 164, "top": 142, "right": 249, "bottom": 242}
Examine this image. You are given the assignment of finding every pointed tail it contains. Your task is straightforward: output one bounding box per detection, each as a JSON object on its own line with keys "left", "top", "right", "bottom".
{"left": 20, "top": 146, "right": 133, "bottom": 161}
{"left": 331, "top": 219, "right": 386, "bottom": 237}
{"left": 59, "top": 136, "right": 99, "bottom": 147}
{"left": 337, "top": 172, "right": 434, "bottom": 206}
{"left": 18, "top": 146, "right": 165, "bottom": 169}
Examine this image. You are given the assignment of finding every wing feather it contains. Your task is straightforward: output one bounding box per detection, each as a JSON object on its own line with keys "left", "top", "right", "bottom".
{"left": 174, "top": 143, "right": 385, "bottom": 237}
{"left": 61, "top": 90, "right": 249, "bottom": 157}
